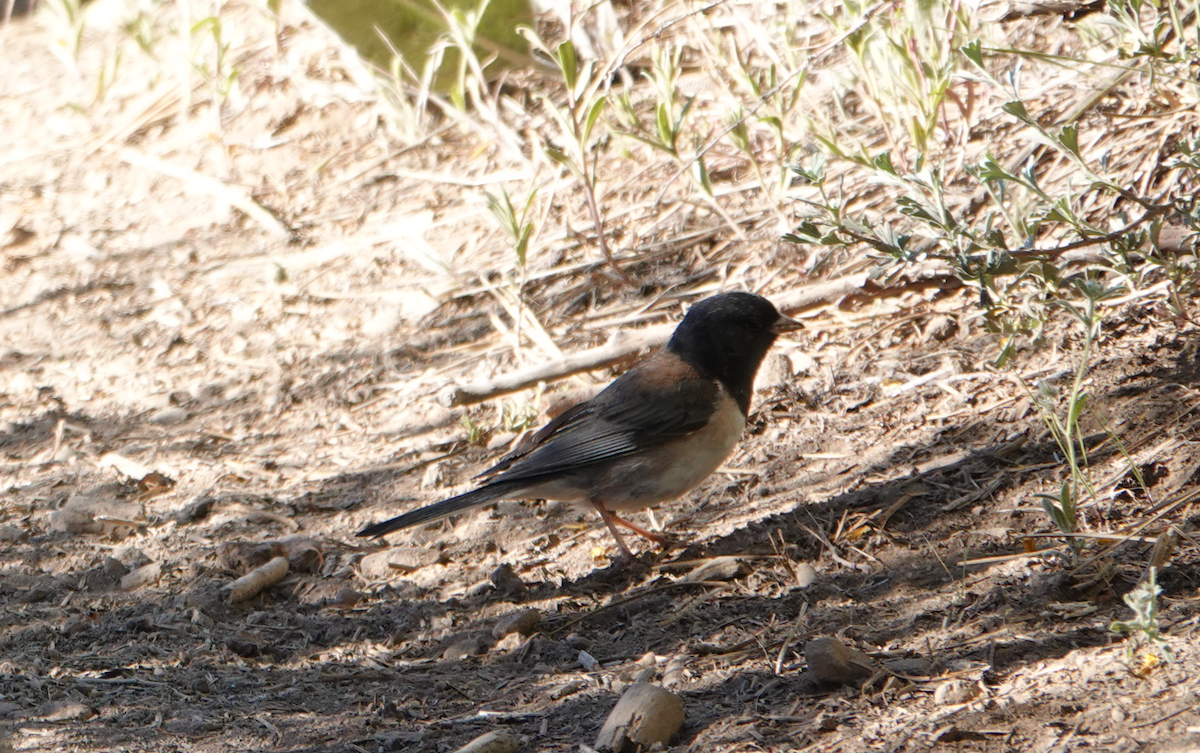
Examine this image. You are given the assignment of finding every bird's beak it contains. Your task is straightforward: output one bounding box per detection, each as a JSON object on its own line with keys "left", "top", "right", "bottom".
{"left": 771, "top": 314, "right": 803, "bottom": 334}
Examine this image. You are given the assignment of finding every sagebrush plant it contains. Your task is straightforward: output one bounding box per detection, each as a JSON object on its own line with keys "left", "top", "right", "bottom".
{"left": 782, "top": 0, "right": 1199, "bottom": 548}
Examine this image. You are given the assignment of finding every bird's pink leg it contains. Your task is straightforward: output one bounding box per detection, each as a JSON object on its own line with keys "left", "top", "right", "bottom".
{"left": 610, "top": 513, "right": 668, "bottom": 544}
{"left": 589, "top": 500, "right": 634, "bottom": 559}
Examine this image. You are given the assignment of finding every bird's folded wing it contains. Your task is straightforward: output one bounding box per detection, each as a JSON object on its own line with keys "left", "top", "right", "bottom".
{"left": 481, "top": 353, "right": 719, "bottom": 484}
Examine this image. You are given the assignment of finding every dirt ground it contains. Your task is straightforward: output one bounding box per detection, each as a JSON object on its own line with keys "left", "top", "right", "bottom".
{"left": 2, "top": 2, "right": 1200, "bottom": 752}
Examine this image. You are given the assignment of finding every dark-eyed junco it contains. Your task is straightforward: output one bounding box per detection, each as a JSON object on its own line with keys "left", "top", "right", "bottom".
{"left": 359, "top": 292, "right": 801, "bottom": 558}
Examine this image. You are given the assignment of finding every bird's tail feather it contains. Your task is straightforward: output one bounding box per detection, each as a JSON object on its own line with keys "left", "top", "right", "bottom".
{"left": 357, "top": 484, "right": 511, "bottom": 538}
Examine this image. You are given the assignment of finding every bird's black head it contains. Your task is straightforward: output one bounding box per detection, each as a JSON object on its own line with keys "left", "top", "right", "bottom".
{"left": 667, "top": 292, "right": 800, "bottom": 413}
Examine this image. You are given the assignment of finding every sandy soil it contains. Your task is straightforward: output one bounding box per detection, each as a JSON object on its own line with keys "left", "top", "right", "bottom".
{"left": 1, "top": 2, "right": 1199, "bottom": 752}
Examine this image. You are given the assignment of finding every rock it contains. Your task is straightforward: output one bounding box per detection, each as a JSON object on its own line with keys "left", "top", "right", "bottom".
{"left": 0, "top": 525, "right": 24, "bottom": 542}
{"left": 794, "top": 562, "right": 818, "bottom": 588}
{"left": 933, "top": 679, "right": 974, "bottom": 705}
{"left": 805, "top": 637, "right": 876, "bottom": 686}
{"left": 328, "top": 586, "right": 363, "bottom": 609}
{"left": 50, "top": 490, "right": 141, "bottom": 535}
{"left": 82, "top": 557, "right": 130, "bottom": 591}
{"left": 489, "top": 563, "right": 526, "bottom": 596}
{"left": 443, "top": 634, "right": 491, "bottom": 660}
{"left": 120, "top": 562, "right": 162, "bottom": 590}
{"left": 359, "top": 548, "right": 441, "bottom": 580}
{"left": 49, "top": 508, "right": 103, "bottom": 534}
{"left": 492, "top": 608, "right": 541, "bottom": 639}
{"left": 39, "top": 701, "right": 95, "bottom": 722}
{"left": 681, "top": 556, "right": 749, "bottom": 583}
{"left": 493, "top": 633, "right": 524, "bottom": 651}
{"left": 148, "top": 407, "right": 187, "bottom": 425}
{"left": 450, "top": 730, "right": 520, "bottom": 753}
{"left": 564, "top": 633, "right": 591, "bottom": 650}
{"left": 594, "top": 682, "right": 684, "bottom": 752}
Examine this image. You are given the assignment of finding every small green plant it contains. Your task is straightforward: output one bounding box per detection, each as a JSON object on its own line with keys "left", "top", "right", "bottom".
{"left": 500, "top": 399, "right": 538, "bottom": 434}
{"left": 41, "top": 0, "right": 87, "bottom": 75}
{"left": 460, "top": 413, "right": 486, "bottom": 445}
{"left": 521, "top": 30, "right": 631, "bottom": 283}
{"left": 1028, "top": 280, "right": 1125, "bottom": 552}
{"left": 485, "top": 187, "right": 538, "bottom": 270}
{"left": 191, "top": 15, "right": 240, "bottom": 111}
{"left": 611, "top": 42, "right": 746, "bottom": 236}
{"left": 837, "top": 0, "right": 963, "bottom": 152}
{"left": 1111, "top": 567, "right": 1174, "bottom": 670}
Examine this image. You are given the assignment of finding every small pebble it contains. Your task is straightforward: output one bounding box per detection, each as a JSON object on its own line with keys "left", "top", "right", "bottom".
{"left": 884, "top": 657, "right": 933, "bottom": 677}
{"left": 492, "top": 608, "right": 541, "bottom": 639}
{"left": 493, "top": 633, "right": 524, "bottom": 651}
{"left": 148, "top": 406, "right": 188, "bottom": 425}
{"left": 120, "top": 562, "right": 162, "bottom": 591}
{"left": 358, "top": 548, "right": 439, "bottom": 579}
{"left": 578, "top": 650, "right": 599, "bottom": 671}
{"left": 565, "top": 633, "right": 591, "bottom": 650}
{"left": 933, "top": 679, "right": 973, "bottom": 705}
{"left": 450, "top": 730, "right": 519, "bottom": 753}
{"left": 442, "top": 635, "right": 491, "bottom": 660}
{"left": 794, "top": 562, "right": 818, "bottom": 588}
{"left": 328, "top": 587, "right": 362, "bottom": 609}
{"left": 489, "top": 564, "right": 526, "bottom": 595}
{"left": 40, "top": 701, "right": 95, "bottom": 722}
{"left": 682, "top": 556, "right": 748, "bottom": 583}
{"left": 48, "top": 508, "right": 103, "bottom": 534}
{"left": 594, "top": 683, "right": 684, "bottom": 752}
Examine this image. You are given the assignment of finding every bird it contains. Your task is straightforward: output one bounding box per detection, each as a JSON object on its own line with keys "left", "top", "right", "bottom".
{"left": 358, "top": 292, "right": 802, "bottom": 559}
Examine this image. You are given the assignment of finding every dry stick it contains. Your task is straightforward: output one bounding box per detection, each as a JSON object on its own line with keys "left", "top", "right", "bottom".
{"left": 227, "top": 556, "right": 289, "bottom": 603}
{"left": 115, "top": 148, "right": 292, "bottom": 240}
{"left": 445, "top": 273, "right": 871, "bottom": 406}
{"left": 549, "top": 580, "right": 723, "bottom": 635}
{"left": 1073, "top": 488, "right": 1200, "bottom": 571}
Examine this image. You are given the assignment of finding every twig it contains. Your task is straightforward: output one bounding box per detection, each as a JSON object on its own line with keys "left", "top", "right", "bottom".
{"left": 445, "top": 322, "right": 669, "bottom": 406}
{"left": 115, "top": 148, "right": 292, "bottom": 239}
{"left": 445, "top": 274, "right": 872, "bottom": 405}
{"left": 774, "top": 602, "right": 808, "bottom": 675}
{"left": 549, "top": 580, "right": 722, "bottom": 635}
